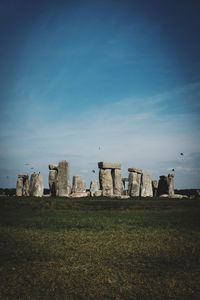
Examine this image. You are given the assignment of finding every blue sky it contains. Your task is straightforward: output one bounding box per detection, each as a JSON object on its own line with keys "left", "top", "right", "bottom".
{"left": 0, "top": 0, "right": 200, "bottom": 189}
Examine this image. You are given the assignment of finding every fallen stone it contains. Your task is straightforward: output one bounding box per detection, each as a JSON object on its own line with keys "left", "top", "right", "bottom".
{"left": 70, "top": 192, "right": 89, "bottom": 198}
{"left": 94, "top": 190, "right": 102, "bottom": 197}
{"left": 98, "top": 162, "right": 121, "bottom": 169}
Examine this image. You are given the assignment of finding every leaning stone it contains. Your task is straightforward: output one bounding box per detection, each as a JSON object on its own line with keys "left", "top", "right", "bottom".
{"left": 30, "top": 173, "right": 43, "bottom": 197}
{"left": 57, "top": 161, "right": 71, "bottom": 197}
{"left": 159, "top": 194, "right": 169, "bottom": 198}
{"left": 99, "top": 169, "right": 113, "bottom": 196}
{"left": 72, "top": 176, "right": 86, "bottom": 193}
{"left": 128, "top": 172, "right": 141, "bottom": 196}
{"left": 90, "top": 181, "right": 99, "bottom": 196}
{"left": 141, "top": 174, "right": 153, "bottom": 197}
{"left": 128, "top": 167, "right": 142, "bottom": 174}
{"left": 111, "top": 169, "right": 122, "bottom": 196}
{"left": 98, "top": 162, "right": 121, "bottom": 169}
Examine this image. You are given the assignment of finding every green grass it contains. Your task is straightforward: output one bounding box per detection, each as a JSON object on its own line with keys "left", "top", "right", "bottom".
{"left": 0, "top": 196, "right": 200, "bottom": 300}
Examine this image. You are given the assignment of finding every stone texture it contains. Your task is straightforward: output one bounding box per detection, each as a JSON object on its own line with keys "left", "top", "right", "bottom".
{"left": 94, "top": 190, "right": 102, "bottom": 197}
{"left": 111, "top": 169, "right": 122, "bottom": 196}
{"left": 168, "top": 174, "right": 174, "bottom": 197}
{"left": 90, "top": 180, "right": 99, "bottom": 196}
{"left": 128, "top": 171, "right": 141, "bottom": 196}
{"left": 157, "top": 174, "right": 175, "bottom": 197}
{"left": 16, "top": 175, "right": 29, "bottom": 196}
{"left": 16, "top": 176, "right": 23, "bottom": 196}
{"left": 141, "top": 174, "right": 153, "bottom": 197}
{"left": 99, "top": 169, "right": 113, "bottom": 196}
{"left": 49, "top": 169, "right": 57, "bottom": 196}
{"left": 48, "top": 164, "right": 58, "bottom": 170}
{"left": 72, "top": 176, "right": 86, "bottom": 193}
{"left": 30, "top": 173, "right": 43, "bottom": 197}
{"left": 98, "top": 162, "right": 121, "bottom": 170}
{"left": 128, "top": 167, "right": 142, "bottom": 174}
{"left": 57, "top": 161, "right": 71, "bottom": 196}
{"left": 152, "top": 180, "right": 158, "bottom": 197}
{"left": 157, "top": 175, "right": 168, "bottom": 196}
{"left": 70, "top": 191, "right": 89, "bottom": 198}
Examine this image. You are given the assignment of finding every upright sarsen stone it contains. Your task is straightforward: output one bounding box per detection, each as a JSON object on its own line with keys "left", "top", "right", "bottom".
{"left": 168, "top": 174, "right": 174, "bottom": 197}
{"left": 157, "top": 174, "right": 175, "bottom": 197}
{"left": 72, "top": 176, "right": 86, "bottom": 193}
{"left": 152, "top": 180, "right": 158, "bottom": 197}
{"left": 16, "top": 175, "right": 29, "bottom": 196}
{"left": 141, "top": 174, "right": 153, "bottom": 197}
{"left": 30, "top": 173, "right": 43, "bottom": 197}
{"left": 99, "top": 169, "right": 113, "bottom": 196}
{"left": 49, "top": 169, "right": 57, "bottom": 196}
{"left": 128, "top": 171, "right": 141, "bottom": 196}
{"left": 111, "top": 169, "right": 122, "bottom": 196}
{"left": 57, "top": 161, "right": 71, "bottom": 197}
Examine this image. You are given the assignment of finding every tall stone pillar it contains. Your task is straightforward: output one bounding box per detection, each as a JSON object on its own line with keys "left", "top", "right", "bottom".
{"left": 141, "top": 173, "right": 153, "bottom": 197}
{"left": 57, "top": 160, "right": 71, "bottom": 197}
{"left": 152, "top": 180, "right": 158, "bottom": 197}
{"left": 128, "top": 168, "right": 142, "bottom": 197}
{"left": 111, "top": 169, "right": 122, "bottom": 196}
{"left": 16, "top": 175, "right": 29, "bottom": 196}
{"left": 99, "top": 169, "right": 113, "bottom": 196}
{"left": 30, "top": 173, "right": 44, "bottom": 197}
{"left": 168, "top": 174, "right": 174, "bottom": 197}
{"left": 48, "top": 167, "right": 58, "bottom": 196}
{"left": 72, "top": 176, "right": 86, "bottom": 193}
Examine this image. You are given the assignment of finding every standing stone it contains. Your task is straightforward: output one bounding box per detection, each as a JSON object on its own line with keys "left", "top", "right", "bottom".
{"left": 168, "top": 174, "right": 174, "bottom": 197}
{"left": 72, "top": 176, "right": 86, "bottom": 193}
{"left": 16, "top": 176, "right": 24, "bottom": 196}
{"left": 111, "top": 169, "right": 122, "bottom": 196}
{"left": 99, "top": 169, "right": 113, "bottom": 196}
{"left": 152, "top": 180, "right": 158, "bottom": 197}
{"left": 141, "top": 174, "right": 153, "bottom": 197}
{"left": 16, "top": 175, "right": 29, "bottom": 196}
{"left": 49, "top": 169, "right": 57, "bottom": 196}
{"left": 57, "top": 161, "right": 71, "bottom": 197}
{"left": 157, "top": 176, "right": 168, "bottom": 196}
{"left": 30, "top": 173, "right": 43, "bottom": 197}
{"left": 128, "top": 171, "right": 141, "bottom": 197}
{"left": 90, "top": 180, "right": 99, "bottom": 196}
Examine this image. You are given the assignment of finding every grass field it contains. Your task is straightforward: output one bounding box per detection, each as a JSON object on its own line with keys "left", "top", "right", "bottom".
{"left": 0, "top": 196, "right": 200, "bottom": 300}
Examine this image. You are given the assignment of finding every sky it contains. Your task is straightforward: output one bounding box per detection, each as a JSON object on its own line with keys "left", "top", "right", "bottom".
{"left": 0, "top": 0, "right": 200, "bottom": 189}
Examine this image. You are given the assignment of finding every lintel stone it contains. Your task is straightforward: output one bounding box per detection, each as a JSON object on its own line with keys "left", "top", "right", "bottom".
{"left": 98, "top": 162, "right": 121, "bottom": 169}
{"left": 128, "top": 167, "right": 142, "bottom": 174}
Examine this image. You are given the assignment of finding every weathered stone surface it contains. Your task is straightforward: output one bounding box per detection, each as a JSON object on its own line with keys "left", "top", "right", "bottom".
{"left": 16, "top": 176, "right": 23, "bottom": 196}
{"left": 90, "top": 180, "right": 99, "bottom": 196}
{"left": 72, "top": 176, "right": 86, "bottom": 193}
{"left": 141, "top": 174, "right": 153, "bottom": 197}
{"left": 128, "top": 171, "right": 141, "bottom": 196}
{"left": 48, "top": 164, "right": 58, "bottom": 170}
{"left": 157, "top": 174, "right": 174, "bottom": 197}
{"left": 57, "top": 161, "right": 71, "bottom": 197}
{"left": 94, "top": 190, "right": 102, "bottom": 197}
{"left": 99, "top": 169, "right": 113, "bottom": 196}
{"left": 49, "top": 170, "right": 57, "bottom": 196}
{"left": 16, "top": 175, "right": 29, "bottom": 196}
{"left": 30, "top": 173, "right": 43, "bottom": 197}
{"left": 111, "top": 169, "right": 122, "bottom": 196}
{"left": 157, "top": 175, "right": 168, "bottom": 196}
{"left": 98, "top": 162, "right": 121, "bottom": 170}
{"left": 152, "top": 180, "right": 158, "bottom": 197}
{"left": 128, "top": 167, "right": 142, "bottom": 174}
{"left": 70, "top": 191, "right": 89, "bottom": 198}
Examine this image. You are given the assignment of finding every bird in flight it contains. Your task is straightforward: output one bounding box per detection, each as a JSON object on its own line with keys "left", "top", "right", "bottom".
{"left": 180, "top": 153, "right": 184, "bottom": 156}
{"left": 92, "top": 170, "right": 95, "bottom": 173}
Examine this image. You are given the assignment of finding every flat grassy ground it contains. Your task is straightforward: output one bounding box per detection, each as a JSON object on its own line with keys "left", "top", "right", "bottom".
{"left": 0, "top": 197, "right": 200, "bottom": 300}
